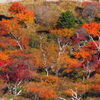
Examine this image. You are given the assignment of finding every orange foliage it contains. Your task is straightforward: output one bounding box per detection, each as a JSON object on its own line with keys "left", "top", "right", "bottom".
{"left": 57, "top": 54, "right": 81, "bottom": 68}
{"left": 95, "top": 68, "right": 100, "bottom": 73}
{"left": 4, "top": 49, "right": 19, "bottom": 56}
{"left": 0, "top": 52, "right": 9, "bottom": 60}
{"left": 63, "top": 69, "right": 73, "bottom": 73}
{"left": 0, "top": 38, "right": 18, "bottom": 48}
{"left": 27, "top": 87, "right": 57, "bottom": 99}
{"left": 0, "top": 37, "right": 17, "bottom": 49}
{"left": 8, "top": 49, "right": 43, "bottom": 68}
{"left": 64, "top": 83, "right": 90, "bottom": 96}
{"left": 63, "top": 89, "right": 73, "bottom": 96}
{"left": 87, "top": 74, "right": 100, "bottom": 83}
{"left": 82, "top": 23, "right": 100, "bottom": 37}
{"left": 73, "top": 83, "right": 90, "bottom": 91}
{"left": 8, "top": 2, "right": 34, "bottom": 25}
{"left": 13, "top": 10, "right": 34, "bottom": 24}
{"left": 42, "top": 75, "right": 59, "bottom": 84}
{"left": 74, "top": 51, "right": 90, "bottom": 59}
{"left": 91, "top": 84, "right": 100, "bottom": 91}
{"left": 0, "top": 80, "right": 6, "bottom": 89}
{"left": 0, "top": 19, "right": 20, "bottom": 34}
{"left": 6, "top": 39, "right": 17, "bottom": 47}
{"left": 94, "top": 74, "right": 100, "bottom": 79}
{"left": 50, "top": 28, "right": 75, "bottom": 37}
{"left": 0, "top": 18, "right": 30, "bottom": 50}
{"left": 30, "top": 52, "right": 43, "bottom": 68}
{"left": 0, "top": 2, "right": 34, "bottom": 51}
{"left": 0, "top": 84, "right": 4, "bottom": 89}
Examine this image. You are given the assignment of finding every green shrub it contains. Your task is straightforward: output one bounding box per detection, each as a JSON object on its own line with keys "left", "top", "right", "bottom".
{"left": 75, "top": 17, "right": 85, "bottom": 25}
{"left": 29, "top": 36, "right": 40, "bottom": 48}
{"left": 47, "top": 34, "right": 57, "bottom": 42}
{"left": 57, "top": 11, "right": 76, "bottom": 28}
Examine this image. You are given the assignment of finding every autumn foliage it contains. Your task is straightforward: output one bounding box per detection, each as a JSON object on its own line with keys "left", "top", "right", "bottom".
{"left": 0, "top": 1, "right": 99, "bottom": 100}
{"left": 27, "top": 87, "right": 57, "bottom": 99}
{"left": 8, "top": 2, "right": 26, "bottom": 14}
{"left": 82, "top": 23, "right": 100, "bottom": 37}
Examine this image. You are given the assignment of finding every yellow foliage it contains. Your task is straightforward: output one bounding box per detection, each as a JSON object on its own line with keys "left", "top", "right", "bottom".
{"left": 50, "top": 28, "right": 75, "bottom": 37}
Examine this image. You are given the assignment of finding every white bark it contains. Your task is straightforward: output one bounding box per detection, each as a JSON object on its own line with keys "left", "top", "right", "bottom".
{"left": 45, "top": 68, "right": 49, "bottom": 76}
{"left": 89, "top": 35, "right": 100, "bottom": 51}
{"left": 16, "top": 40, "right": 23, "bottom": 51}
{"left": 70, "top": 89, "right": 81, "bottom": 100}
{"left": 58, "top": 97, "right": 66, "bottom": 100}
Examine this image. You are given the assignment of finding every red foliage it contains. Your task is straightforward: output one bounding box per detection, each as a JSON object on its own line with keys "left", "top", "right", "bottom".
{"left": 71, "top": 33, "right": 86, "bottom": 44}
{"left": 82, "top": 54, "right": 100, "bottom": 71}
{"left": 20, "top": 36, "right": 30, "bottom": 49}
{"left": 8, "top": 2, "right": 26, "bottom": 14}
{"left": 0, "top": 60, "right": 7, "bottom": 67}
{"left": 82, "top": 41, "right": 98, "bottom": 51}
{"left": 0, "top": 24, "right": 8, "bottom": 35}
{"left": 8, "top": 2, "right": 34, "bottom": 24}
{"left": 9, "top": 63, "right": 31, "bottom": 82}
{"left": 0, "top": 58, "right": 35, "bottom": 82}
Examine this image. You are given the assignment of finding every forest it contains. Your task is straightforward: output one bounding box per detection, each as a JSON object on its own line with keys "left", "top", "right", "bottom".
{"left": 0, "top": 0, "right": 100, "bottom": 100}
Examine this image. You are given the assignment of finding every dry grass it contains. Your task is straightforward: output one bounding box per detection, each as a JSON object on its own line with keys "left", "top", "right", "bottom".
{"left": 0, "top": 0, "right": 82, "bottom": 19}
{"left": 0, "top": 3, "right": 10, "bottom": 15}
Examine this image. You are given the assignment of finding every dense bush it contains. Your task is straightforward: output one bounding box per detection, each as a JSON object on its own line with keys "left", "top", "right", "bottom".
{"left": 0, "top": 1, "right": 100, "bottom": 100}
{"left": 57, "top": 11, "right": 85, "bottom": 28}
{"left": 75, "top": 17, "right": 85, "bottom": 25}
{"left": 57, "top": 11, "right": 76, "bottom": 28}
